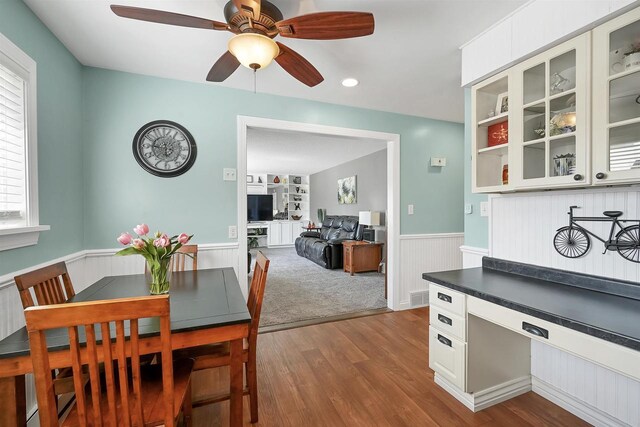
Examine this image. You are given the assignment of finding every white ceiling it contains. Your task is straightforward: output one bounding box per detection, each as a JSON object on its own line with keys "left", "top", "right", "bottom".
{"left": 23, "top": 0, "right": 526, "bottom": 122}
{"left": 247, "top": 128, "right": 386, "bottom": 176}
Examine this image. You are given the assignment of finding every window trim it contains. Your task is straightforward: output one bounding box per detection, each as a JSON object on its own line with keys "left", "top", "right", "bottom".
{"left": 0, "top": 32, "right": 48, "bottom": 251}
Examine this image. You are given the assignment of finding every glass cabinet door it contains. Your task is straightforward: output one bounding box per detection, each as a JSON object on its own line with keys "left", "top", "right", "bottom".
{"left": 593, "top": 7, "right": 640, "bottom": 185}
{"left": 514, "top": 33, "right": 589, "bottom": 189}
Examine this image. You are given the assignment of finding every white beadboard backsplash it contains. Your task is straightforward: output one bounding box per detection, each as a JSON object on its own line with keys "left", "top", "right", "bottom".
{"left": 490, "top": 187, "right": 640, "bottom": 426}
{"left": 491, "top": 187, "right": 640, "bottom": 282}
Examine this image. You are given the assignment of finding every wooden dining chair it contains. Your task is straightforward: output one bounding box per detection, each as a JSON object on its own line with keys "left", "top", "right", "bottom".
{"left": 173, "top": 244, "right": 198, "bottom": 272}
{"left": 176, "top": 251, "right": 270, "bottom": 423}
{"left": 25, "top": 295, "right": 194, "bottom": 427}
{"left": 14, "top": 262, "right": 75, "bottom": 309}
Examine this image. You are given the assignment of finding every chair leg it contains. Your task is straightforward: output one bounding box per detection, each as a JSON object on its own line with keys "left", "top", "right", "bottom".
{"left": 183, "top": 380, "right": 193, "bottom": 427}
{"left": 247, "top": 356, "right": 258, "bottom": 423}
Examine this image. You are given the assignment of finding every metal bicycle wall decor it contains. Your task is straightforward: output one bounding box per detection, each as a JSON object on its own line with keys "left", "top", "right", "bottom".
{"left": 553, "top": 206, "right": 640, "bottom": 263}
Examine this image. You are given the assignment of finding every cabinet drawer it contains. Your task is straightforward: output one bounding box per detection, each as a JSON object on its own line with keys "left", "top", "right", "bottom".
{"left": 429, "top": 327, "right": 466, "bottom": 391}
{"left": 429, "top": 283, "right": 466, "bottom": 317}
{"left": 467, "top": 296, "right": 640, "bottom": 382}
{"left": 430, "top": 305, "right": 466, "bottom": 341}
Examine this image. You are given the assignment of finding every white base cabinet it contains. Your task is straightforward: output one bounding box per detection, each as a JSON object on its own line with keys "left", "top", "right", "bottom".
{"left": 267, "top": 221, "right": 303, "bottom": 247}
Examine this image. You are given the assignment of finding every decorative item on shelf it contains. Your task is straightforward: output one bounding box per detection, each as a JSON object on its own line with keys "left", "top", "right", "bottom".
{"left": 317, "top": 208, "right": 326, "bottom": 224}
{"left": 291, "top": 215, "right": 302, "bottom": 220}
{"left": 247, "top": 175, "right": 254, "bottom": 183}
{"left": 502, "top": 164, "right": 509, "bottom": 185}
{"left": 116, "top": 224, "right": 193, "bottom": 294}
{"left": 496, "top": 92, "right": 508, "bottom": 114}
{"left": 293, "top": 195, "right": 302, "bottom": 201}
{"left": 550, "top": 112, "right": 576, "bottom": 136}
{"left": 487, "top": 110, "right": 495, "bottom": 118}
{"left": 610, "top": 48, "right": 625, "bottom": 73}
{"left": 273, "top": 175, "right": 280, "bottom": 183}
{"left": 553, "top": 153, "right": 576, "bottom": 176}
{"left": 487, "top": 121, "right": 508, "bottom": 147}
{"left": 293, "top": 176, "right": 302, "bottom": 184}
{"left": 338, "top": 175, "right": 357, "bottom": 204}
{"left": 534, "top": 123, "right": 546, "bottom": 138}
{"left": 550, "top": 72, "right": 570, "bottom": 94}
{"left": 554, "top": 206, "right": 640, "bottom": 263}
{"left": 258, "top": 176, "right": 263, "bottom": 183}
{"left": 294, "top": 203, "right": 301, "bottom": 211}
{"left": 248, "top": 236, "right": 260, "bottom": 249}
{"left": 301, "top": 188, "right": 307, "bottom": 194}
{"left": 623, "top": 43, "right": 640, "bottom": 71}
{"left": 283, "top": 177, "right": 288, "bottom": 184}
{"left": 295, "top": 186, "right": 300, "bottom": 193}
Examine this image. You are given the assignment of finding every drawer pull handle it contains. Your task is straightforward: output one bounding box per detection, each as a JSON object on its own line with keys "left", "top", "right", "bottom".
{"left": 522, "top": 322, "right": 549, "bottom": 339}
{"left": 438, "top": 314, "right": 452, "bottom": 325}
{"left": 437, "top": 334, "right": 452, "bottom": 347}
{"left": 437, "top": 292, "right": 452, "bottom": 303}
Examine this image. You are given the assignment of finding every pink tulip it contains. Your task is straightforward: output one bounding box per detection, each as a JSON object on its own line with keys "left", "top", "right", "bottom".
{"left": 117, "top": 232, "right": 132, "bottom": 246}
{"left": 133, "top": 224, "right": 149, "bottom": 236}
{"left": 153, "top": 235, "right": 170, "bottom": 248}
{"left": 178, "top": 233, "right": 190, "bottom": 245}
{"left": 132, "top": 238, "right": 145, "bottom": 250}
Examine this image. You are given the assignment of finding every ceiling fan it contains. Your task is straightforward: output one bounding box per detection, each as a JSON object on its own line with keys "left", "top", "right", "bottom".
{"left": 110, "top": 1, "right": 375, "bottom": 87}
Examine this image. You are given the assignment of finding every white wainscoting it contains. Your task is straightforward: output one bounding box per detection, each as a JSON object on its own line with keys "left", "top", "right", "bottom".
{"left": 460, "top": 245, "right": 488, "bottom": 268}
{"left": 398, "top": 233, "right": 464, "bottom": 310}
{"left": 0, "top": 243, "right": 239, "bottom": 423}
{"left": 490, "top": 188, "right": 640, "bottom": 426}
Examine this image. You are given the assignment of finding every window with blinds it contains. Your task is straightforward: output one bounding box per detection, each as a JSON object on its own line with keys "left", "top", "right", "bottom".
{"left": 0, "top": 61, "right": 26, "bottom": 227}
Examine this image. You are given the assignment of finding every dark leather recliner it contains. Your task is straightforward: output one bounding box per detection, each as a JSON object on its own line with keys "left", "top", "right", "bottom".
{"left": 294, "top": 215, "right": 362, "bottom": 269}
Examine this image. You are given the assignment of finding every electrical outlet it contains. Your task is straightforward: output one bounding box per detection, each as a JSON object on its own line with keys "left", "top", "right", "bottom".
{"left": 228, "top": 225, "right": 237, "bottom": 239}
{"left": 223, "top": 168, "right": 236, "bottom": 181}
{"left": 480, "top": 201, "right": 489, "bottom": 217}
{"left": 408, "top": 204, "right": 414, "bottom": 215}
{"left": 465, "top": 204, "right": 473, "bottom": 214}
{"left": 430, "top": 157, "right": 447, "bottom": 167}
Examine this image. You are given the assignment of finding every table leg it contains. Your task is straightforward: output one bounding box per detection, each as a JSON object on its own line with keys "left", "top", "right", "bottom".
{"left": 229, "top": 339, "right": 243, "bottom": 427}
{"left": 0, "top": 375, "right": 27, "bottom": 427}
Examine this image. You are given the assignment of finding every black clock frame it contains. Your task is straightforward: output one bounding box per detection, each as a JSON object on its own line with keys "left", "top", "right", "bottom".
{"left": 132, "top": 120, "right": 197, "bottom": 178}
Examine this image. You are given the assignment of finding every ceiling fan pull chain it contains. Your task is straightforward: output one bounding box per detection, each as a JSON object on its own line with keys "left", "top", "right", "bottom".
{"left": 253, "top": 68, "right": 257, "bottom": 94}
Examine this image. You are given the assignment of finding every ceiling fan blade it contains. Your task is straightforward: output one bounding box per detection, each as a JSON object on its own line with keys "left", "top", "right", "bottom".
{"left": 206, "top": 51, "right": 241, "bottom": 82}
{"left": 110, "top": 5, "right": 230, "bottom": 31}
{"left": 276, "top": 12, "right": 374, "bottom": 40}
{"left": 275, "top": 42, "right": 323, "bottom": 87}
{"left": 232, "top": 0, "right": 261, "bottom": 20}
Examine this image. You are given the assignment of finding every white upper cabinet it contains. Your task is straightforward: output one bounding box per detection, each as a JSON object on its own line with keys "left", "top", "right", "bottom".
{"left": 511, "top": 33, "right": 591, "bottom": 190}
{"left": 592, "top": 6, "right": 640, "bottom": 185}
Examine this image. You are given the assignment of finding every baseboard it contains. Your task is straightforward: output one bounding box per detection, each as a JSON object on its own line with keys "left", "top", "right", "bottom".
{"left": 434, "top": 374, "right": 531, "bottom": 412}
{"left": 532, "top": 377, "right": 627, "bottom": 427}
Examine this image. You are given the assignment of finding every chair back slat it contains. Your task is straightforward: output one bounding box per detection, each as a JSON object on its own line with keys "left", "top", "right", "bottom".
{"left": 14, "top": 262, "right": 75, "bottom": 309}
{"left": 172, "top": 244, "right": 198, "bottom": 272}
{"left": 25, "top": 296, "right": 174, "bottom": 427}
{"left": 247, "top": 252, "right": 270, "bottom": 345}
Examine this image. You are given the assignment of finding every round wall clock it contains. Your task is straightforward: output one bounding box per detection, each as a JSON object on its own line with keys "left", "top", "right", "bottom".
{"left": 132, "top": 120, "right": 197, "bottom": 177}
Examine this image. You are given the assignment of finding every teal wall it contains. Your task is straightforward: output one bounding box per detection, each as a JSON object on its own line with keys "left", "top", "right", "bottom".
{"left": 0, "top": 0, "right": 84, "bottom": 276}
{"left": 464, "top": 88, "right": 488, "bottom": 248}
{"left": 82, "top": 68, "right": 465, "bottom": 248}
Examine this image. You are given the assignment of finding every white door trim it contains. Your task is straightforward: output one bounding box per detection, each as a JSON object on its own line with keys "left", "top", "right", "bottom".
{"left": 237, "top": 116, "right": 401, "bottom": 310}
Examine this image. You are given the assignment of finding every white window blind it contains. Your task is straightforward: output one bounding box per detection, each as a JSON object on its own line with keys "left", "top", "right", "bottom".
{"left": 0, "top": 61, "right": 26, "bottom": 226}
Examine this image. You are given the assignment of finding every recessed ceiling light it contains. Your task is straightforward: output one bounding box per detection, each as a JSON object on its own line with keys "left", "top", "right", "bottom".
{"left": 341, "top": 78, "right": 359, "bottom": 87}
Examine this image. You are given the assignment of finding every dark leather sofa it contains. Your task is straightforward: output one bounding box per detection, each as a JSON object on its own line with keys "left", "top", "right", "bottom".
{"left": 295, "top": 215, "right": 362, "bottom": 269}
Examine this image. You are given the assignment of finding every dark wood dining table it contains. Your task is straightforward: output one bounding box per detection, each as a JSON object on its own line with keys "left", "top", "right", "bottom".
{"left": 0, "top": 267, "right": 251, "bottom": 427}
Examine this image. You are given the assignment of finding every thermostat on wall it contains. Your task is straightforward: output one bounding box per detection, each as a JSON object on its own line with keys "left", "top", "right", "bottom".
{"left": 431, "top": 157, "right": 446, "bottom": 167}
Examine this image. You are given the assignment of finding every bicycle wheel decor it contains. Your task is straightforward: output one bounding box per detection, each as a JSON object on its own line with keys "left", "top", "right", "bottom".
{"left": 553, "top": 226, "right": 591, "bottom": 258}
{"left": 615, "top": 225, "right": 640, "bottom": 263}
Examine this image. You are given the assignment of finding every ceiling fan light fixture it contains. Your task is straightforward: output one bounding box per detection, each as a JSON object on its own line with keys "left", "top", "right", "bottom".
{"left": 228, "top": 33, "right": 280, "bottom": 70}
{"left": 341, "top": 78, "right": 359, "bottom": 87}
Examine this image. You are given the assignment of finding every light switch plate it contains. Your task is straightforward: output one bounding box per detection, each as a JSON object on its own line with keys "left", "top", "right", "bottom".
{"left": 464, "top": 204, "right": 473, "bottom": 214}
{"left": 223, "top": 168, "right": 237, "bottom": 181}
{"left": 408, "top": 204, "right": 414, "bottom": 215}
{"left": 430, "top": 157, "right": 446, "bottom": 167}
{"left": 228, "top": 225, "right": 237, "bottom": 239}
{"left": 480, "top": 201, "right": 489, "bottom": 217}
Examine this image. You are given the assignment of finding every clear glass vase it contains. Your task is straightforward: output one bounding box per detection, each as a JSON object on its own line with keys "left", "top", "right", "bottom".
{"left": 146, "top": 258, "right": 172, "bottom": 295}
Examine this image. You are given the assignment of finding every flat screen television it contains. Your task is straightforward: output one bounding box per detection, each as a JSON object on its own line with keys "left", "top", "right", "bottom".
{"left": 247, "top": 195, "right": 273, "bottom": 222}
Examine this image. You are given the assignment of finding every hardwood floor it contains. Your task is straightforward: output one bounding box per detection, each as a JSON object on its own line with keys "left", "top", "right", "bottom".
{"left": 191, "top": 308, "right": 589, "bottom": 426}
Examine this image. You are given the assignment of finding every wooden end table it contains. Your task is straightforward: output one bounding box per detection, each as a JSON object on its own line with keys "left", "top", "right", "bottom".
{"left": 342, "top": 241, "right": 384, "bottom": 276}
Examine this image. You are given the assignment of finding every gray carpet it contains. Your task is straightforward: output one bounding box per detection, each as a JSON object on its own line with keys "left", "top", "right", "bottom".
{"left": 252, "top": 247, "right": 387, "bottom": 327}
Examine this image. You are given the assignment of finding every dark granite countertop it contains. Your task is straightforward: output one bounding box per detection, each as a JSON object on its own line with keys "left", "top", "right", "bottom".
{"left": 422, "top": 258, "right": 640, "bottom": 351}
